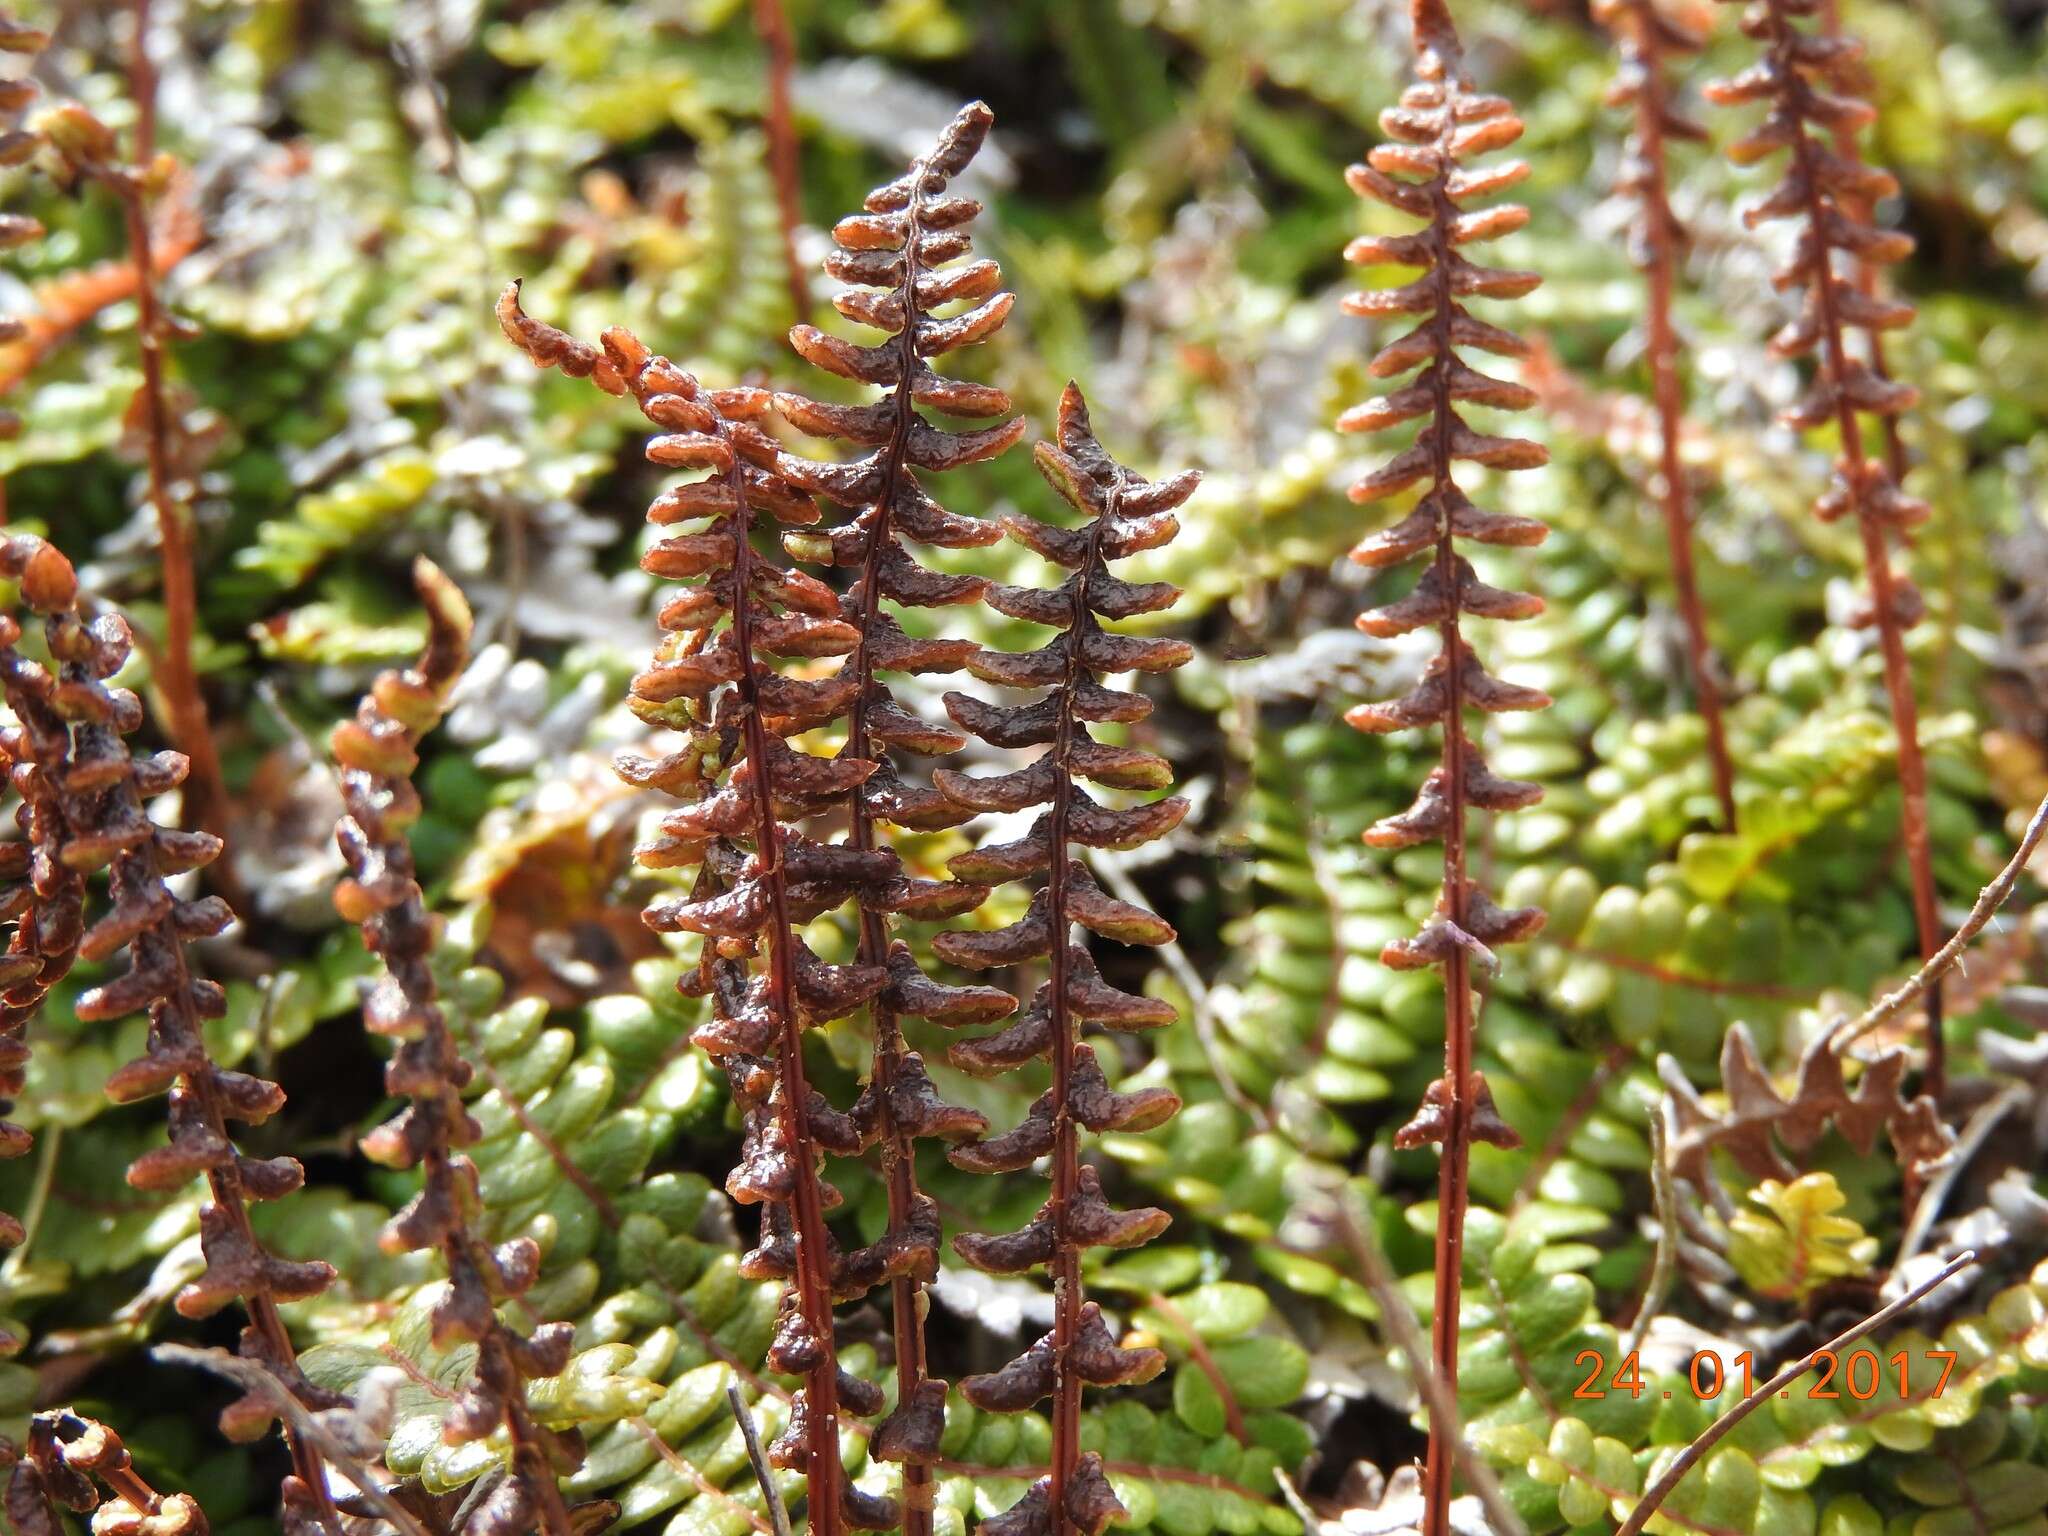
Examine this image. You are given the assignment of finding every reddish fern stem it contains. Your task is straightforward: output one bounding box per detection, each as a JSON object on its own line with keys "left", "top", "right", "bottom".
{"left": 1597, "top": 0, "right": 1737, "bottom": 829}
{"left": 772, "top": 101, "right": 1022, "bottom": 1525}
{"left": 47, "top": 80, "right": 228, "bottom": 847}
{"left": 1040, "top": 486, "right": 1100, "bottom": 1520}
{"left": 129, "top": 0, "right": 156, "bottom": 162}
{"left": 754, "top": 0, "right": 809, "bottom": 320}
{"left": 114, "top": 182, "right": 225, "bottom": 845}
{"left": 497, "top": 284, "right": 887, "bottom": 1535}
{"left": 937, "top": 385, "right": 1192, "bottom": 1536}
{"left": 1419, "top": 241, "right": 1476, "bottom": 1536}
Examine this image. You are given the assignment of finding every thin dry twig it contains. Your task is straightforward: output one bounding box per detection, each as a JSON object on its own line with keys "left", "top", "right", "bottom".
{"left": 152, "top": 1343, "right": 435, "bottom": 1536}
{"left": 1614, "top": 1250, "right": 1978, "bottom": 1536}
{"left": 1832, "top": 790, "right": 2048, "bottom": 1050}
{"left": 1620, "top": 1109, "right": 1678, "bottom": 1355}
{"left": 727, "top": 1382, "right": 795, "bottom": 1536}
{"left": 1322, "top": 1182, "right": 1529, "bottom": 1536}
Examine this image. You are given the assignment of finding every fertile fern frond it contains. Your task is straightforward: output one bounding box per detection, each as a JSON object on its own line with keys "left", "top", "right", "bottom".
{"left": 0, "top": 537, "right": 90, "bottom": 1327}
{"left": 7, "top": 1411, "right": 206, "bottom": 1536}
{"left": 31, "top": 538, "right": 344, "bottom": 1528}
{"left": 1702, "top": 0, "right": 1948, "bottom": 1088}
{"left": 1591, "top": 0, "right": 1736, "bottom": 829}
{"left": 333, "top": 559, "right": 592, "bottom": 1536}
{"left": 772, "top": 100, "right": 1023, "bottom": 1509}
{"left": 933, "top": 383, "right": 1197, "bottom": 1536}
{"left": 501, "top": 285, "right": 946, "bottom": 1535}
{"left": 1336, "top": 3, "right": 1555, "bottom": 1529}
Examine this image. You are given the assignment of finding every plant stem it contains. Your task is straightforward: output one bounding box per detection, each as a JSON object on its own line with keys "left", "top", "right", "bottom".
{"left": 1613, "top": 0, "right": 1737, "bottom": 829}
{"left": 1833, "top": 788, "right": 2048, "bottom": 1050}
{"left": 728, "top": 1382, "right": 797, "bottom": 1536}
{"left": 112, "top": 5, "right": 227, "bottom": 847}
{"left": 1042, "top": 496, "right": 1106, "bottom": 1536}
{"left": 1418, "top": 82, "right": 1474, "bottom": 1536}
{"left": 753, "top": 0, "right": 809, "bottom": 321}
{"left": 1322, "top": 1184, "right": 1527, "bottom": 1536}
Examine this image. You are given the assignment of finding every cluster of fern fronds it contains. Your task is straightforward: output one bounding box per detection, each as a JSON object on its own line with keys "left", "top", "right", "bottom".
{"left": 0, "top": 3, "right": 2043, "bottom": 1536}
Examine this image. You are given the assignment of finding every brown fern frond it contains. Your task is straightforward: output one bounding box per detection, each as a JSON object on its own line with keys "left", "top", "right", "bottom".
{"left": 1593, "top": 0, "right": 1738, "bottom": 830}
{"left": 16, "top": 542, "right": 341, "bottom": 1530}
{"left": 0, "top": 537, "right": 92, "bottom": 1352}
{"left": 1337, "top": 6, "right": 1552, "bottom": 1535}
{"left": 935, "top": 384, "right": 1195, "bottom": 1536}
{"left": 6, "top": 1411, "right": 207, "bottom": 1536}
{"left": 333, "top": 560, "right": 585, "bottom": 1536}
{"left": 1702, "top": 0, "right": 1946, "bottom": 1092}
{"left": 502, "top": 285, "right": 908, "bottom": 1536}
{"left": 772, "top": 100, "right": 1022, "bottom": 1519}
{"left": 1660, "top": 1023, "right": 1950, "bottom": 1192}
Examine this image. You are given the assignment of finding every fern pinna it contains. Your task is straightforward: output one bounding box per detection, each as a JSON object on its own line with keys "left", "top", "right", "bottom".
{"left": 771, "top": 99, "right": 1023, "bottom": 1528}
{"left": 1701, "top": 0, "right": 1946, "bottom": 1089}
{"left": 1337, "top": 2, "right": 1552, "bottom": 1532}
{"left": 501, "top": 287, "right": 934, "bottom": 1536}
{"left": 333, "top": 559, "right": 587, "bottom": 1536}
{"left": 932, "top": 384, "right": 1195, "bottom": 1536}
{"left": 1593, "top": 0, "right": 1738, "bottom": 831}
{"left": 24, "top": 538, "right": 343, "bottom": 1530}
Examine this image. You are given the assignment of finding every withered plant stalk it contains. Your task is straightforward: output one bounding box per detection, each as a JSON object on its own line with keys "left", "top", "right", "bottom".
{"left": 1703, "top": 0, "right": 1946, "bottom": 1092}
{"left": 333, "top": 559, "right": 580, "bottom": 1536}
{"left": 501, "top": 287, "right": 916, "bottom": 1536}
{"left": 934, "top": 384, "right": 1197, "bottom": 1536}
{"left": 774, "top": 100, "right": 1024, "bottom": 1534}
{"left": 1337, "top": 4, "right": 1555, "bottom": 1533}
{"left": 1595, "top": 0, "right": 1738, "bottom": 830}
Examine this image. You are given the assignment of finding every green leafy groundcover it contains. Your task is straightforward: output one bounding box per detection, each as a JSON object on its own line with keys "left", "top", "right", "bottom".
{"left": 1, "top": 0, "right": 2047, "bottom": 1534}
